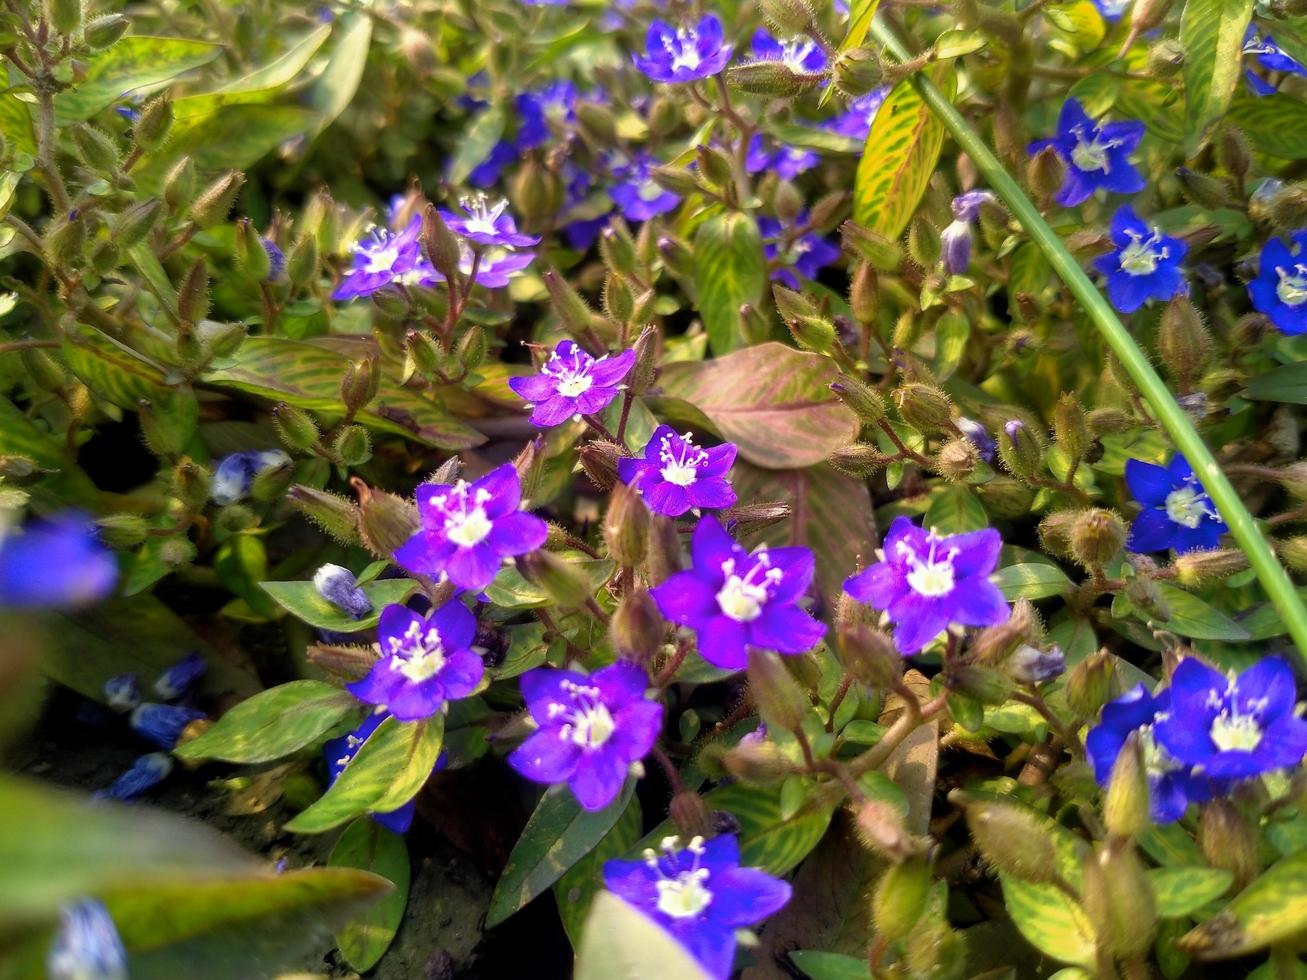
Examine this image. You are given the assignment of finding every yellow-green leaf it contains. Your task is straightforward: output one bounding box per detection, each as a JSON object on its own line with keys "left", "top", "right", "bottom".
{"left": 329, "top": 818, "right": 411, "bottom": 972}
{"left": 1180, "top": 851, "right": 1307, "bottom": 959}
{"left": 692, "top": 210, "right": 767, "bottom": 355}
{"left": 175, "top": 680, "right": 361, "bottom": 764}
{"left": 1180, "top": 0, "right": 1254, "bottom": 156}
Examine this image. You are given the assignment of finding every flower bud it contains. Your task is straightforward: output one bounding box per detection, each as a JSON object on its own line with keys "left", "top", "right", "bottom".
{"left": 83, "top": 12, "right": 129, "bottom": 49}
{"left": 978, "top": 475, "right": 1036, "bottom": 518}
{"left": 1216, "top": 125, "right": 1252, "bottom": 187}
{"left": 307, "top": 642, "right": 378, "bottom": 682}
{"left": 44, "top": 212, "right": 86, "bottom": 267}
{"left": 576, "top": 101, "right": 617, "bottom": 144}
{"left": 354, "top": 482, "right": 418, "bottom": 557}
{"left": 235, "top": 217, "right": 272, "bottom": 280}
{"left": 1066, "top": 649, "right": 1115, "bottom": 720}
{"left": 721, "top": 500, "right": 790, "bottom": 537}
{"left": 510, "top": 156, "right": 563, "bottom": 225}
{"left": 163, "top": 156, "right": 197, "bottom": 210}
{"left": 1082, "top": 843, "right": 1157, "bottom": 958}
{"left": 611, "top": 589, "right": 664, "bottom": 663}
{"left": 71, "top": 125, "right": 120, "bottom": 174}
{"left": 332, "top": 425, "right": 371, "bottom": 467}
{"left": 578, "top": 439, "right": 623, "bottom": 491}
{"left": 177, "top": 259, "right": 210, "bottom": 325}
{"left": 1070, "top": 508, "right": 1126, "bottom": 569}
{"left": 1175, "top": 167, "right": 1234, "bottom": 209}
{"left": 726, "top": 61, "right": 821, "bottom": 96}
{"left": 1158, "top": 296, "right": 1212, "bottom": 388}
{"left": 827, "top": 443, "right": 890, "bottom": 477}
{"left": 840, "top": 221, "right": 903, "bottom": 271}
{"left": 518, "top": 550, "right": 592, "bottom": 607}
{"left": 1006, "top": 643, "right": 1065, "bottom": 684}
{"left": 829, "top": 376, "right": 885, "bottom": 426}
{"left": 287, "top": 234, "right": 318, "bottom": 287}
{"left": 834, "top": 47, "right": 884, "bottom": 98}
{"left": 747, "top": 650, "right": 808, "bottom": 733}
{"left": 1198, "top": 798, "right": 1259, "bottom": 890}
{"left": 970, "top": 599, "right": 1039, "bottom": 664}
{"left": 849, "top": 262, "right": 879, "bottom": 324}
{"left": 939, "top": 219, "right": 972, "bottom": 275}
{"left": 1052, "top": 392, "right": 1090, "bottom": 462}
{"left": 21, "top": 347, "right": 66, "bottom": 392}
{"left": 1276, "top": 461, "right": 1307, "bottom": 501}
{"left": 110, "top": 197, "right": 163, "bottom": 250}
{"left": 836, "top": 622, "right": 904, "bottom": 690}
{"left": 542, "top": 268, "right": 597, "bottom": 341}
{"left": 873, "top": 855, "right": 931, "bottom": 944}
{"left": 1280, "top": 535, "right": 1307, "bottom": 573}
{"left": 1104, "top": 734, "right": 1151, "bottom": 838}
{"left": 133, "top": 96, "right": 173, "bottom": 152}
{"left": 628, "top": 324, "right": 657, "bottom": 395}
{"left": 895, "top": 382, "right": 953, "bottom": 437}
{"left": 1037, "top": 510, "right": 1076, "bottom": 559}
{"left": 313, "top": 563, "right": 372, "bottom": 619}
{"left": 964, "top": 799, "right": 1059, "bottom": 883}
{"left": 759, "top": 0, "right": 815, "bottom": 34}
{"left": 933, "top": 438, "right": 978, "bottom": 482}
{"left": 646, "top": 514, "right": 682, "bottom": 586}
{"left": 1146, "top": 37, "right": 1185, "bottom": 76}
{"left": 340, "top": 358, "right": 379, "bottom": 414}
{"left": 723, "top": 739, "right": 792, "bottom": 785}
{"left": 189, "top": 170, "right": 245, "bottom": 229}
{"left": 855, "top": 798, "right": 916, "bottom": 860}
{"left": 998, "top": 418, "right": 1043, "bottom": 481}
{"left": 272, "top": 403, "right": 320, "bottom": 452}
{"left": 1174, "top": 548, "right": 1249, "bottom": 586}
{"left": 46, "top": 0, "right": 84, "bottom": 36}
{"left": 1027, "top": 145, "right": 1066, "bottom": 209}
{"left": 907, "top": 216, "right": 941, "bottom": 269}
{"left": 947, "top": 664, "right": 1014, "bottom": 705}
{"left": 604, "top": 481, "right": 650, "bottom": 567}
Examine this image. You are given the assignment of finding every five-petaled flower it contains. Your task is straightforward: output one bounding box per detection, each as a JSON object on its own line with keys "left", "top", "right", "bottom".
{"left": 508, "top": 660, "right": 663, "bottom": 810}
{"left": 1124, "top": 454, "right": 1227, "bottom": 553}
{"left": 843, "top": 516, "right": 1009, "bottom": 655}
{"left": 650, "top": 516, "right": 825, "bottom": 670}
{"left": 324, "top": 709, "right": 446, "bottom": 831}
{"left": 507, "top": 340, "right": 637, "bottom": 427}
{"left": 1028, "top": 99, "right": 1145, "bottom": 207}
{"left": 602, "top": 834, "right": 791, "bottom": 979}
{"left": 759, "top": 213, "right": 841, "bottom": 290}
{"left": 1244, "top": 26, "right": 1307, "bottom": 76}
{"left": 634, "top": 15, "right": 733, "bottom": 84}
{"left": 1154, "top": 656, "right": 1307, "bottom": 781}
{"left": 1086, "top": 684, "right": 1216, "bottom": 823}
{"left": 515, "top": 81, "right": 579, "bottom": 151}
{"left": 610, "top": 152, "right": 681, "bottom": 222}
{"left": 394, "top": 463, "right": 549, "bottom": 592}
{"left": 1093, "top": 206, "right": 1188, "bottom": 313}
{"left": 617, "top": 425, "right": 738, "bottom": 517}
{"left": 332, "top": 214, "right": 424, "bottom": 300}
{"left": 1248, "top": 230, "right": 1307, "bottom": 335}
{"left": 348, "top": 601, "right": 484, "bottom": 720}
{"left": 441, "top": 193, "right": 540, "bottom": 248}
{"left": 746, "top": 136, "right": 819, "bottom": 181}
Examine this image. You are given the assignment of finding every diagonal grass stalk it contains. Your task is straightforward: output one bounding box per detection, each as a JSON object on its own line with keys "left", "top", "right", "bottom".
{"left": 870, "top": 16, "right": 1307, "bottom": 664}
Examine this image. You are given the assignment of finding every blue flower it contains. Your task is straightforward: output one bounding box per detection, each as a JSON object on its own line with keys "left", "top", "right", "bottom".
{"left": 332, "top": 214, "right": 425, "bottom": 301}
{"left": 603, "top": 834, "right": 791, "bottom": 979}
{"left": 821, "top": 89, "right": 886, "bottom": 141}
{"left": 440, "top": 193, "right": 539, "bottom": 248}
{"left": 103, "top": 673, "right": 140, "bottom": 713}
{"left": 610, "top": 152, "right": 681, "bottom": 222}
{"left": 95, "top": 752, "right": 173, "bottom": 802}
{"left": 1155, "top": 657, "right": 1307, "bottom": 781}
{"left": 759, "top": 213, "right": 840, "bottom": 289}
{"left": 956, "top": 417, "right": 997, "bottom": 462}
{"left": 1029, "top": 99, "right": 1145, "bottom": 207}
{"left": 394, "top": 463, "right": 549, "bottom": 592}
{"left": 313, "top": 564, "right": 372, "bottom": 619}
{"left": 843, "top": 516, "right": 1009, "bottom": 655}
{"left": 324, "top": 710, "right": 445, "bottom": 831}
{"left": 1124, "top": 454, "right": 1227, "bottom": 553}
{"left": 211, "top": 449, "right": 291, "bottom": 505}
{"left": 507, "top": 340, "right": 636, "bottom": 427}
{"left": 1091, "top": 0, "right": 1131, "bottom": 22}
{"left": 46, "top": 899, "right": 127, "bottom": 980}
{"left": 1093, "top": 206, "right": 1188, "bottom": 313}
{"left": 0, "top": 513, "right": 117, "bottom": 609}
{"left": 1244, "top": 26, "right": 1307, "bottom": 75}
{"left": 745, "top": 136, "right": 819, "bottom": 181}
{"left": 347, "top": 602, "right": 483, "bottom": 721}
{"left": 634, "top": 15, "right": 733, "bottom": 84}
{"left": 509, "top": 660, "right": 663, "bottom": 811}
{"left": 468, "top": 139, "right": 518, "bottom": 188}
{"left": 130, "top": 702, "right": 205, "bottom": 749}
{"left": 749, "top": 29, "right": 828, "bottom": 75}
{"left": 515, "top": 81, "right": 578, "bottom": 151}
{"left": 617, "top": 425, "right": 737, "bottom": 518}
{"left": 1248, "top": 231, "right": 1307, "bottom": 335}
{"left": 153, "top": 651, "right": 205, "bottom": 701}
{"left": 1086, "top": 685, "right": 1216, "bottom": 823}
{"left": 651, "top": 516, "right": 825, "bottom": 671}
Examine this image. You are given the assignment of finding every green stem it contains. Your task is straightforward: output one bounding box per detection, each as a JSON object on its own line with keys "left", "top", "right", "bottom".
{"left": 869, "top": 16, "right": 1307, "bottom": 666}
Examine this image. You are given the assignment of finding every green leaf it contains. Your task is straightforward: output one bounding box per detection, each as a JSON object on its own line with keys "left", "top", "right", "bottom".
{"left": 259, "top": 578, "right": 417, "bottom": 632}
{"left": 370, "top": 715, "right": 444, "bottom": 814}
{"left": 167, "top": 104, "right": 319, "bottom": 171}
{"left": 1138, "top": 823, "right": 1206, "bottom": 868}
{"left": 1180, "top": 851, "right": 1307, "bottom": 959}
{"left": 329, "top": 818, "right": 411, "bottom": 972}
{"left": 789, "top": 950, "right": 872, "bottom": 980}
{"left": 1152, "top": 584, "right": 1251, "bottom": 641}
{"left": 1180, "top": 0, "right": 1254, "bottom": 157}
{"left": 691, "top": 781, "right": 833, "bottom": 876}
{"left": 486, "top": 780, "right": 634, "bottom": 928}
{"left": 448, "top": 104, "right": 506, "bottom": 186}
{"left": 692, "top": 210, "right": 767, "bottom": 355}
{"left": 1148, "top": 867, "right": 1233, "bottom": 918}
{"left": 210, "top": 23, "right": 333, "bottom": 96}
{"left": 55, "top": 38, "right": 223, "bottom": 122}
{"left": 574, "top": 892, "right": 710, "bottom": 980}
{"left": 482, "top": 556, "right": 616, "bottom": 610}
{"left": 309, "top": 13, "right": 373, "bottom": 136}
{"left": 0, "top": 91, "right": 35, "bottom": 156}
{"left": 176, "top": 680, "right": 359, "bottom": 764}
{"left": 1000, "top": 875, "right": 1098, "bottom": 968}
{"left": 554, "top": 790, "right": 643, "bottom": 945}
{"left": 286, "top": 716, "right": 438, "bottom": 834}
{"left": 853, "top": 66, "right": 955, "bottom": 238}
{"left": 924, "top": 483, "right": 988, "bottom": 534}
{"left": 993, "top": 563, "right": 1073, "bottom": 600}
{"left": 1245, "top": 359, "right": 1307, "bottom": 403}
{"left": 657, "top": 342, "right": 859, "bottom": 469}
{"left": 491, "top": 622, "right": 550, "bottom": 680}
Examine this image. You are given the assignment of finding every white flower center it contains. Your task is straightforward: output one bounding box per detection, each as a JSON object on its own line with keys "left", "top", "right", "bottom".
{"left": 658, "top": 432, "right": 709, "bottom": 487}
{"left": 547, "top": 680, "right": 617, "bottom": 749}
{"left": 1209, "top": 709, "right": 1263, "bottom": 752}
{"left": 1276, "top": 264, "right": 1307, "bottom": 307}
{"left": 459, "top": 193, "right": 509, "bottom": 238}
{"left": 447, "top": 507, "right": 493, "bottom": 547}
{"left": 666, "top": 29, "right": 703, "bottom": 73}
{"left": 716, "top": 553, "right": 783, "bottom": 622}
{"left": 1070, "top": 125, "right": 1117, "bottom": 173}
{"left": 780, "top": 38, "right": 819, "bottom": 73}
{"left": 389, "top": 620, "right": 446, "bottom": 683}
{"left": 556, "top": 374, "right": 593, "bottom": 398}
{"left": 1119, "top": 229, "right": 1168, "bottom": 276}
{"left": 432, "top": 483, "right": 495, "bottom": 547}
{"left": 1164, "top": 484, "right": 1213, "bottom": 529}
{"left": 543, "top": 347, "right": 604, "bottom": 401}
{"left": 1138, "top": 725, "right": 1182, "bottom": 778}
{"left": 896, "top": 533, "right": 959, "bottom": 598}
{"left": 644, "top": 836, "right": 714, "bottom": 919}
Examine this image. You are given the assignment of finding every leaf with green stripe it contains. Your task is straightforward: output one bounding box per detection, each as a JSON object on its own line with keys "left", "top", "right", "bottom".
{"left": 853, "top": 66, "right": 955, "bottom": 238}
{"left": 575, "top": 892, "right": 710, "bottom": 980}
{"left": 554, "top": 791, "right": 643, "bottom": 945}
{"left": 62, "top": 328, "right": 170, "bottom": 410}
{"left": 1180, "top": 851, "right": 1307, "bottom": 959}
{"left": 370, "top": 716, "right": 443, "bottom": 814}
{"left": 993, "top": 562, "right": 1073, "bottom": 600}
{"left": 1180, "top": 0, "right": 1253, "bottom": 156}
{"left": 285, "top": 716, "right": 439, "bottom": 833}
{"left": 329, "top": 818, "right": 410, "bottom": 973}
{"left": 1228, "top": 92, "right": 1307, "bottom": 159}
{"left": 1148, "top": 867, "right": 1233, "bottom": 918}
{"left": 175, "top": 680, "right": 361, "bottom": 764}
{"left": 54, "top": 38, "right": 222, "bottom": 123}
{"left": 693, "top": 210, "right": 767, "bottom": 355}
{"left": 1001, "top": 874, "right": 1098, "bottom": 968}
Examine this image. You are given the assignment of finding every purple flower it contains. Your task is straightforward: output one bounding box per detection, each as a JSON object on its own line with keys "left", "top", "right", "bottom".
{"left": 211, "top": 449, "right": 291, "bottom": 505}
{"left": 822, "top": 90, "right": 886, "bottom": 141}
{"left": 1155, "top": 657, "right": 1307, "bottom": 781}
{"left": 509, "top": 660, "right": 663, "bottom": 811}
{"left": 153, "top": 651, "right": 205, "bottom": 701}
{"left": 515, "top": 81, "right": 579, "bottom": 151}
{"left": 1125, "top": 454, "right": 1227, "bottom": 553}
{"left": 1091, "top": 0, "right": 1131, "bottom": 21}
{"left": 634, "top": 15, "right": 733, "bottom": 84}
{"left": 952, "top": 190, "right": 996, "bottom": 223}
{"left": 617, "top": 426, "right": 737, "bottom": 517}
{"left": 1248, "top": 231, "right": 1307, "bottom": 335}
{"left": 0, "top": 513, "right": 117, "bottom": 609}
{"left": 1086, "top": 685, "right": 1216, "bottom": 823}
{"left": 507, "top": 340, "right": 636, "bottom": 427}
{"left": 347, "top": 601, "right": 483, "bottom": 721}
{"left": 651, "top": 516, "right": 825, "bottom": 670}
{"left": 610, "top": 152, "right": 681, "bottom": 221}
{"left": 1028, "top": 99, "right": 1145, "bottom": 207}
{"left": 332, "top": 214, "right": 424, "bottom": 300}
{"left": 95, "top": 752, "right": 173, "bottom": 802}
{"left": 324, "top": 709, "right": 446, "bottom": 831}
{"left": 940, "top": 219, "right": 973, "bottom": 275}
{"left": 746, "top": 136, "right": 819, "bottom": 181}
{"left": 441, "top": 193, "right": 540, "bottom": 248}
{"left": 956, "top": 417, "right": 996, "bottom": 462}
{"left": 417, "top": 244, "right": 537, "bottom": 290}
{"left": 1093, "top": 206, "right": 1188, "bottom": 313}
{"left": 130, "top": 702, "right": 205, "bottom": 749}
{"left": 469, "top": 139, "right": 519, "bottom": 188}
{"left": 1245, "top": 26, "right": 1307, "bottom": 75}
{"left": 603, "top": 834, "right": 791, "bottom": 978}
{"left": 394, "top": 463, "right": 549, "bottom": 592}
{"left": 46, "top": 899, "right": 127, "bottom": 980}
{"left": 750, "top": 29, "right": 828, "bottom": 75}
{"left": 759, "top": 213, "right": 841, "bottom": 289}
{"left": 843, "top": 516, "right": 1009, "bottom": 655}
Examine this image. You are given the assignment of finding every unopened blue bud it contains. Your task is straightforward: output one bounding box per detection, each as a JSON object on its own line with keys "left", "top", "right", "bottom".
{"left": 312, "top": 563, "right": 372, "bottom": 619}
{"left": 94, "top": 752, "right": 173, "bottom": 801}
{"left": 951, "top": 190, "right": 996, "bottom": 223}
{"left": 956, "top": 417, "right": 996, "bottom": 462}
{"left": 1007, "top": 644, "right": 1066, "bottom": 684}
{"left": 940, "top": 219, "right": 973, "bottom": 275}
{"left": 46, "top": 899, "right": 127, "bottom": 980}
{"left": 263, "top": 239, "right": 286, "bottom": 281}
{"left": 211, "top": 450, "right": 291, "bottom": 505}
{"left": 103, "top": 673, "right": 140, "bottom": 713}
{"left": 130, "top": 702, "right": 205, "bottom": 749}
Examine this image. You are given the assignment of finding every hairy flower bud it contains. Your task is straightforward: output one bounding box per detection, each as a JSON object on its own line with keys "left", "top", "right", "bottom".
{"left": 872, "top": 856, "right": 931, "bottom": 944}
{"left": 827, "top": 443, "right": 889, "bottom": 477}
{"left": 1104, "top": 734, "right": 1151, "bottom": 838}
{"left": 1066, "top": 649, "right": 1115, "bottom": 720}
{"left": 1027, "top": 145, "right": 1066, "bottom": 209}
{"left": 307, "top": 642, "right": 378, "bottom": 682}
{"left": 340, "top": 358, "right": 379, "bottom": 414}
{"left": 723, "top": 739, "right": 791, "bottom": 785}
{"left": 519, "top": 550, "right": 592, "bottom": 607}
{"left": 947, "top": 664, "right": 1014, "bottom": 705}
{"left": 834, "top": 47, "right": 884, "bottom": 97}
{"left": 354, "top": 482, "right": 418, "bottom": 557}
{"left": 1126, "top": 575, "right": 1171, "bottom": 622}
{"left": 133, "top": 96, "right": 173, "bottom": 152}
{"left": 895, "top": 383, "right": 953, "bottom": 437}
{"left": 83, "top": 12, "right": 129, "bottom": 49}
{"left": 841, "top": 221, "right": 903, "bottom": 271}
{"left": 747, "top": 650, "right": 808, "bottom": 733}
{"left": 1174, "top": 548, "right": 1249, "bottom": 585}
{"left": 759, "top": 0, "right": 815, "bottom": 34}
{"left": 848, "top": 262, "right": 879, "bottom": 324}
{"left": 964, "top": 799, "right": 1059, "bottom": 883}
{"left": 604, "top": 481, "right": 650, "bottom": 567}
{"left": 235, "top": 218, "right": 272, "bottom": 281}
{"left": 855, "top": 798, "right": 916, "bottom": 860}
{"left": 1158, "top": 296, "right": 1212, "bottom": 389}
{"left": 542, "top": 268, "right": 597, "bottom": 341}
{"left": 71, "top": 125, "right": 120, "bottom": 174}
{"left": 44, "top": 212, "right": 86, "bottom": 268}
{"left": 829, "top": 376, "right": 885, "bottom": 426}
{"left": 332, "top": 425, "right": 371, "bottom": 467}
{"left": 189, "top": 170, "right": 245, "bottom": 229}
{"left": 96, "top": 513, "right": 148, "bottom": 550}
{"left": 1052, "top": 392, "right": 1090, "bottom": 462}
{"left": 907, "top": 216, "right": 941, "bottom": 269}
{"left": 1198, "top": 798, "right": 1259, "bottom": 890}
{"left": 1175, "top": 167, "right": 1234, "bottom": 209}
{"left": 971, "top": 599, "right": 1039, "bottom": 664}
{"left": 163, "top": 156, "right": 197, "bottom": 210}
{"left": 577, "top": 439, "right": 623, "bottom": 491}
{"left": 1146, "top": 38, "right": 1185, "bottom": 76}
{"left": 611, "top": 589, "right": 664, "bottom": 663}
{"left": 1070, "top": 508, "right": 1126, "bottom": 569}
{"left": 110, "top": 198, "right": 163, "bottom": 250}
{"left": 726, "top": 61, "right": 821, "bottom": 96}
{"left": 1082, "top": 843, "right": 1157, "bottom": 958}
{"left": 177, "top": 259, "right": 210, "bottom": 326}
{"left": 998, "top": 418, "right": 1043, "bottom": 482}
{"left": 935, "top": 438, "right": 978, "bottom": 482}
